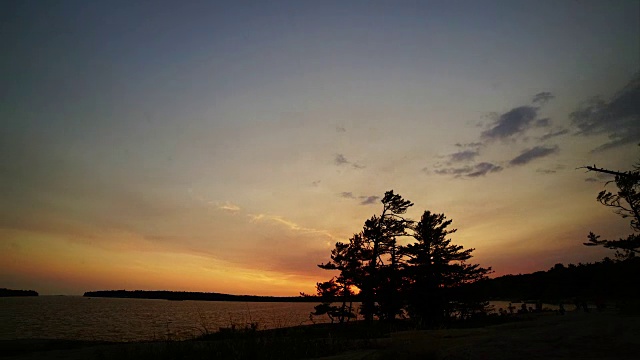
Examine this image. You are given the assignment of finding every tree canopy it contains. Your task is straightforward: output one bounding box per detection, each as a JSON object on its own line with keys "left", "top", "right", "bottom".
{"left": 583, "top": 152, "right": 640, "bottom": 259}
{"left": 311, "top": 190, "right": 491, "bottom": 327}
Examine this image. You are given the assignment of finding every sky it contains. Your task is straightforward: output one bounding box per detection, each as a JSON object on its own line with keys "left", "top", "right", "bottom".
{"left": 1, "top": 0, "right": 639, "bottom": 296}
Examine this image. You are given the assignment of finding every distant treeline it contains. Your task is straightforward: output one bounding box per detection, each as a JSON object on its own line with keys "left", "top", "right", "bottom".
{"left": 83, "top": 290, "right": 337, "bottom": 302}
{"left": 465, "top": 257, "right": 640, "bottom": 303}
{"left": 0, "top": 288, "right": 38, "bottom": 297}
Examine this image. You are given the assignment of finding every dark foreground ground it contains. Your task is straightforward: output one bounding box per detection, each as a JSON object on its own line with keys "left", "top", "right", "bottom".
{"left": 2, "top": 309, "right": 638, "bottom": 360}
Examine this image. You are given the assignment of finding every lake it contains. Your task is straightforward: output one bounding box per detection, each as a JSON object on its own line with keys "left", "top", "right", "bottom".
{"left": 0, "top": 296, "right": 331, "bottom": 341}
{"left": 1, "top": 297, "right": 561, "bottom": 342}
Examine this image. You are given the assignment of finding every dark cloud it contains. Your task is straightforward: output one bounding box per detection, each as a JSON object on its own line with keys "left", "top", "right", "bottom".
{"left": 449, "top": 149, "right": 479, "bottom": 162}
{"left": 339, "top": 192, "right": 379, "bottom": 205}
{"left": 335, "top": 154, "right": 349, "bottom": 165}
{"left": 340, "top": 192, "right": 355, "bottom": 199}
{"left": 570, "top": 74, "right": 640, "bottom": 152}
{"left": 467, "top": 162, "right": 503, "bottom": 177}
{"left": 539, "top": 129, "right": 569, "bottom": 141}
{"left": 334, "top": 154, "right": 365, "bottom": 169}
{"left": 584, "top": 177, "right": 598, "bottom": 183}
{"left": 481, "top": 106, "right": 538, "bottom": 141}
{"left": 359, "top": 196, "right": 380, "bottom": 205}
{"left": 434, "top": 166, "right": 473, "bottom": 176}
{"left": 455, "top": 142, "right": 483, "bottom": 148}
{"left": 535, "top": 118, "right": 551, "bottom": 127}
{"left": 532, "top": 92, "right": 555, "bottom": 105}
{"left": 434, "top": 162, "right": 502, "bottom": 178}
{"left": 509, "top": 145, "right": 559, "bottom": 166}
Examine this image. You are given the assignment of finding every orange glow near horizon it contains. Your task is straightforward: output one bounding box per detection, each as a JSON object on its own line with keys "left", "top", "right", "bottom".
{"left": 2, "top": 1, "right": 638, "bottom": 296}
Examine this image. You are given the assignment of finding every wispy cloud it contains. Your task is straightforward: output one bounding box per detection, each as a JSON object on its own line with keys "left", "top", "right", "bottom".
{"left": 569, "top": 74, "right": 640, "bottom": 152}
{"left": 532, "top": 92, "right": 555, "bottom": 105}
{"left": 455, "top": 142, "right": 483, "bottom": 148}
{"left": 334, "top": 154, "right": 365, "bottom": 169}
{"left": 218, "top": 201, "right": 241, "bottom": 213}
{"left": 248, "top": 214, "right": 338, "bottom": 240}
{"left": 467, "top": 162, "right": 504, "bottom": 177}
{"left": 335, "top": 154, "right": 349, "bottom": 165}
{"left": 434, "top": 162, "right": 503, "bottom": 178}
{"left": 339, "top": 192, "right": 380, "bottom": 205}
{"left": 340, "top": 192, "right": 356, "bottom": 199}
{"left": 449, "top": 149, "right": 480, "bottom": 162}
{"left": 539, "top": 129, "right": 569, "bottom": 141}
{"left": 509, "top": 145, "right": 559, "bottom": 166}
{"left": 359, "top": 196, "right": 380, "bottom": 205}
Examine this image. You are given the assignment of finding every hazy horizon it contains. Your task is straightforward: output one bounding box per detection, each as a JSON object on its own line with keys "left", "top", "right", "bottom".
{"left": 2, "top": 0, "right": 639, "bottom": 296}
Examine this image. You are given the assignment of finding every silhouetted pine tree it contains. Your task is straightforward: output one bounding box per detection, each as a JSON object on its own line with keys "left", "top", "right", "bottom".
{"left": 312, "top": 191, "right": 491, "bottom": 326}
{"left": 403, "top": 211, "right": 491, "bottom": 326}
{"left": 360, "top": 191, "right": 413, "bottom": 322}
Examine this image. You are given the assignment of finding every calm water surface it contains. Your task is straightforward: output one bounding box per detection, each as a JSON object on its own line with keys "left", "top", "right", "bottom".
{"left": 1, "top": 297, "right": 561, "bottom": 342}
{"left": 0, "top": 296, "right": 330, "bottom": 341}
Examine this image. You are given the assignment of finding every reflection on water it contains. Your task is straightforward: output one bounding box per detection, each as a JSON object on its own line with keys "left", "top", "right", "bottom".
{"left": 0, "top": 296, "right": 329, "bottom": 341}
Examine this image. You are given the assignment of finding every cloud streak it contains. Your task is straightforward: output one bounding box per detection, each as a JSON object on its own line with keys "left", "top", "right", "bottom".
{"left": 434, "top": 162, "right": 503, "bottom": 178}
{"left": 339, "top": 192, "right": 380, "bottom": 205}
{"left": 509, "top": 145, "right": 559, "bottom": 166}
{"left": 449, "top": 149, "right": 479, "bottom": 162}
{"left": 539, "top": 129, "right": 569, "bottom": 141}
{"left": 218, "top": 201, "right": 241, "bottom": 213}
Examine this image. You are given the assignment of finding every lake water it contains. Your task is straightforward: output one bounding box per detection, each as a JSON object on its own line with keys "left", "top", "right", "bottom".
{"left": 0, "top": 296, "right": 330, "bottom": 341}
{"left": 1, "top": 297, "right": 561, "bottom": 342}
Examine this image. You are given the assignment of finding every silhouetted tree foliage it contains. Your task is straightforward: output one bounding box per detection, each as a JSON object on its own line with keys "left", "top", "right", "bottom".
{"left": 583, "top": 150, "right": 640, "bottom": 259}
{"left": 313, "top": 191, "right": 490, "bottom": 327}
{"left": 309, "top": 278, "right": 356, "bottom": 324}
{"left": 464, "top": 257, "right": 640, "bottom": 302}
{"left": 403, "top": 211, "right": 492, "bottom": 326}
{"left": 0, "top": 288, "right": 38, "bottom": 297}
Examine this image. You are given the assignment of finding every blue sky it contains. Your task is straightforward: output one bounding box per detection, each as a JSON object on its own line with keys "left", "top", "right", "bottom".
{"left": 1, "top": 0, "right": 639, "bottom": 295}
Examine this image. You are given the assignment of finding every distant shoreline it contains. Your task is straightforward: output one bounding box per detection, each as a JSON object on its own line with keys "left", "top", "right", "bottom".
{"left": 0, "top": 288, "right": 38, "bottom": 297}
{"left": 83, "top": 290, "right": 335, "bottom": 302}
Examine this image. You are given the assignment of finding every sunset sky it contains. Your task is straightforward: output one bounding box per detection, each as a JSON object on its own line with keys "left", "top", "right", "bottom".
{"left": 1, "top": 0, "right": 639, "bottom": 296}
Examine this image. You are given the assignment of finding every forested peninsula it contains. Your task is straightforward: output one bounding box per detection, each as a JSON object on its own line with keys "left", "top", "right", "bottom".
{"left": 83, "top": 290, "right": 327, "bottom": 302}
{"left": 0, "top": 288, "right": 38, "bottom": 297}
